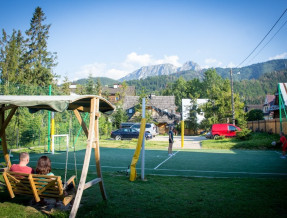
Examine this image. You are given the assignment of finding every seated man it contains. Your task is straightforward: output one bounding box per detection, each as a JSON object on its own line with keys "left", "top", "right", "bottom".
{"left": 10, "top": 152, "right": 34, "bottom": 174}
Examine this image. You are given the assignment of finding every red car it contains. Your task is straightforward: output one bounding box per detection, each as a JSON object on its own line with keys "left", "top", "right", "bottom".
{"left": 211, "top": 123, "right": 241, "bottom": 139}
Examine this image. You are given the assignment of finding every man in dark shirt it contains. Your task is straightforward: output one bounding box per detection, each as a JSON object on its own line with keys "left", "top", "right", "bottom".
{"left": 168, "top": 126, "right": 174, "bottom": 156}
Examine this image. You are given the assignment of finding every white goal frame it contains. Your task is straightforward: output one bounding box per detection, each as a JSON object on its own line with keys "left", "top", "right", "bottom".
{"left": 51, "top": 134, "right": 69, "bottom": 155}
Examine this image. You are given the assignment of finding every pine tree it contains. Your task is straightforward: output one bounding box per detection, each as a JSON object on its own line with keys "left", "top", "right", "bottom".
{"left": 61, "top": 76, "right": 71, "bottom": 95}
{"left": 24, "top": 7, "right": 57, "bottom": 86}
{"left": 0, "top": 29, "right": 25, "bottom": 93}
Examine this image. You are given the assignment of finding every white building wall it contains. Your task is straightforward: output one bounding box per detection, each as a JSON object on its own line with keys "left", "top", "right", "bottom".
{"left": 182, "top": 99, "right": 208, "bottom": 123}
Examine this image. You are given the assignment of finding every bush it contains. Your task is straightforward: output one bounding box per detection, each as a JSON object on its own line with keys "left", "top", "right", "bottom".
{"left": 214, "top": 135, "right": 225, "bottom": 140}
{"left": 236, "top": 128, "right": 252, "bottom": 140}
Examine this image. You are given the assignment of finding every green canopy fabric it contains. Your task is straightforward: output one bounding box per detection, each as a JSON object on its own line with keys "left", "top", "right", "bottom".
{"left": 0, "top": 95, "right": 115, "bottom": 114}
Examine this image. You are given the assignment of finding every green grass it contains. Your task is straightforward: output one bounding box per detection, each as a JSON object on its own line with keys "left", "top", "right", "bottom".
{"left": 202, "top": 132, "right": 280, "bottom": 150}
{"left": 1, "top": 132, "right": 286, "bottom": 217}
{"left": 1, "top": 170, "right": 287, "bottom": 217}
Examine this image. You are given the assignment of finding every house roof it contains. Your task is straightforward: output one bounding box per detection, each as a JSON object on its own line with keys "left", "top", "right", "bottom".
{"left": 264, "top": 95, "right": 275, "bottom": 105}
{"left": 123, "top": 95, "right": 179, "bottom": 124}
{"left": 102, "top": 86, "right": 136, "bottom": 95}
{"left": 0, "top": 95, "right": 115, "bottom": 114}
{"left": 245, "top": 104, "right": 263, "bottom": 111}
{"left": 123, "top": 95, "right": 177, "bottom": 111}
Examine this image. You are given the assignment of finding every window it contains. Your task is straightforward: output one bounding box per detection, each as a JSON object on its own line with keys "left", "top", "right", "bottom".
{"left": 128, "top": 109, "right": 133, "bottom": 114}
{"left": 228, "top": 125, "right": 237, "bottom": 131}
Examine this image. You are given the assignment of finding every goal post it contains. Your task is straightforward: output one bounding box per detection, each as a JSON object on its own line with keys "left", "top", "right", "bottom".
{"left": 51, "top": 134, "right": 69, "bottom": 155}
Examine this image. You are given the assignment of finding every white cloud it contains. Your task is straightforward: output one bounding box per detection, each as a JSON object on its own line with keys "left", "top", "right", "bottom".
{"left": 72, "top": 63, "right": 107, "bottom": 81}
{"left": 71, "top": 52, "right": 182, "bottom": 81}
{"left": 204, "top": 58, "right": 222, "bottom": 68}
{"left": 269, "top": 52, "right": 287, "bottom": 60}
{"left": 226, "top": 62, "right": 236, "bottom": 68}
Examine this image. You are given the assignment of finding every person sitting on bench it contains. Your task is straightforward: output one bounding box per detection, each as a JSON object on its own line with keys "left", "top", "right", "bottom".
{"left": 10, "top": 152, "right": 34, "bottom": 174}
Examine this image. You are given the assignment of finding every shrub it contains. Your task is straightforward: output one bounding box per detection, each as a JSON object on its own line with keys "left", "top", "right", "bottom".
{"left": 214, "top": 135, "right": 225, "bottom": 140}
{"left": 236, "top": 128, "right": 252, "bottom": 140}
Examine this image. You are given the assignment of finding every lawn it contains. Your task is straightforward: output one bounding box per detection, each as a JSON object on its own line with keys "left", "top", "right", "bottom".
{"left": 1, "top": 171, "right": 287, "bottom": 218}
{"left": 1, "top": 132, "right": 286, "bottom": 217}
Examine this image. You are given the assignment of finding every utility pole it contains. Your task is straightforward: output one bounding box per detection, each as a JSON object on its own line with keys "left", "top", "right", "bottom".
{"left": 230, "top": 69, "right": 235, "bottom": 125}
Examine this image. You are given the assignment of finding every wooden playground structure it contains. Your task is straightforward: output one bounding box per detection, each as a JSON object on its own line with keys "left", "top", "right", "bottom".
{"left": 0, "top": 95, "right": 114, "bottom": 218}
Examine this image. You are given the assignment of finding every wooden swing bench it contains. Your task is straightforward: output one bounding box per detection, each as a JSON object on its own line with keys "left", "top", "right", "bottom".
{"left": 3, "top": 169, "right": 76, "bottom": 206}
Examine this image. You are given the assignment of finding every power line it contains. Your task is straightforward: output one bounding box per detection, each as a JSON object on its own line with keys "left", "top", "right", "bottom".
{"left": 246, "top": 18, "right": 287, "bottom": 65}
{"left": 237, "top": 8, "right": 287, "bottom": 68}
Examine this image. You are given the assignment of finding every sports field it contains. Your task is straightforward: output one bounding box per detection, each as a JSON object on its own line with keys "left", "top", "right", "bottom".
{"left": 8, "top": 147, "right": 287, "bottom": 179}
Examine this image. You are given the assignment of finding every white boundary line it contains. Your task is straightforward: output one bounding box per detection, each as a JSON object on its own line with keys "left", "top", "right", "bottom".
{"left": 27, "top": 160, "right": 287, "bottom": 176}
{"left": 154, "top": 151, "right": 180, "bottom": 170}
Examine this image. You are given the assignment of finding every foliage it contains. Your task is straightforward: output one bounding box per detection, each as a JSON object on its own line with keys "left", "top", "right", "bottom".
{"left": 246, "top": 109, "right": 264, "bottom": 121}
{"left": 186, "top": 98, "right": 200, "bottom": 134}
{"left": 214, "top": 135, "right": 225, "bottom": 140}
{"left": 99, "top": 115, "right": 112, "bottom": 138}
{"left": 23, "top": 7, "right": 57, "bottom": 86}
{"left": 202, "top": 132, "right": 279, "bottom": 149}
{"left": 111, "top": 107, "right": 128, "bottom": 129}
{"left": 74, "top": 77, "right": 117, "bottom": 86}
{"left": 236, "top": 128, "right": 252, "bottom": 140}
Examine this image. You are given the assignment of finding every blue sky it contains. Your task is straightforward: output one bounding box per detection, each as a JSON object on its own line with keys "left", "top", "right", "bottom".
{"left": 1, "top": 0, "right": 287, "bottom": 82}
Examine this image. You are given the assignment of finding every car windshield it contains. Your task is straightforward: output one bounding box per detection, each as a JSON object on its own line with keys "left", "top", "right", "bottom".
{"left": 132, "top": 124, "right": 152, "bottom": 128}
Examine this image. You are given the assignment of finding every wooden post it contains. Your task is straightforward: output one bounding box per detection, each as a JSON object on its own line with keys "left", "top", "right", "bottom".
{"left": 0, "top": 106, "right": 11, "bottom": 168}
{"left": 70, "top": 98, "right": 97, "bottom": 218}
{"left": 94, "top": 97, "right": 107, "bottom": 200}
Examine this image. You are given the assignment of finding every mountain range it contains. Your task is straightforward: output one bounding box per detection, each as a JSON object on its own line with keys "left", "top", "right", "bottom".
{"left": 119, "top": 61, "right": 201, "bottom": 81}
{"left": 119, "top": 59, "right": 287, "bottom": 82}
{"left": 72, "top": 59, "right": 287, "bottom": 86}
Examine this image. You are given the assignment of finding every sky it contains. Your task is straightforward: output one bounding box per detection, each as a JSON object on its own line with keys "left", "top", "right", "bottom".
{"left": 1, "top": 0, "right": 287, "bottom": 83}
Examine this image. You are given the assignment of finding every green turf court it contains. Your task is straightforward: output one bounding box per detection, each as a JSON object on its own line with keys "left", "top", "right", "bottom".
{"left": 7, "top": 148, "right": 287, "bottom": 179}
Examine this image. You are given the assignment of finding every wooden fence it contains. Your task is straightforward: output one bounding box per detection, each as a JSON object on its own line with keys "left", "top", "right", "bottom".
{"left": 247, "top": 118, "right": 287, "bottom": 135}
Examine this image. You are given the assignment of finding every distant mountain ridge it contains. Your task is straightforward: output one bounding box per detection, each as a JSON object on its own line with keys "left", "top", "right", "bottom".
{"left": 120, "top": 59, "right": 287, "bottom": 82}
{"left": 119, "top": 61, "right": 201, "bottom": 81}
{"left": 73, "top": 77, "right": 117, "bottom": 86}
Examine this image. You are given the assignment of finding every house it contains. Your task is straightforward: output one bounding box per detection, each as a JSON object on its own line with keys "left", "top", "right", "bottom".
{"left": 270, "top": 83, "right": 287, "bottom": 119}
{"left": 263, "top": 95, "right": 276, "bottom": 119}
{"left": 182, "top": 99, "right": 208, "bottom": 123}
{"left": 122, "top": 95, "right": 180, "bottom": 134}
{"left": 102, "top": 84, "right": 136, "bottom": 104}
{"left": 244, "top": 104, "right": 264, "bottom": 113}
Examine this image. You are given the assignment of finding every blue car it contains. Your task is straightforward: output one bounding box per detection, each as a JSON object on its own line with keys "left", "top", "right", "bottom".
{"left": 111, "top": 128, "right": 153, "bottom": 140}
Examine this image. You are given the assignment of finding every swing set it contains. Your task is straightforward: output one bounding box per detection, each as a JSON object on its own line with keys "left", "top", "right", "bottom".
{"left": 0, "top": 95, "right": 114, "bottom": 218}
{"left": 278, "top": 83, "right": 287, "bottom": 133}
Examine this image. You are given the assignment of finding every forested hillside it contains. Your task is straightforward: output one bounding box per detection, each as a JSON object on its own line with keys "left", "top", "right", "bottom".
{"left": 215, "top": 59, "right": 287, "bottom": 80}
{"left": 234, "top": 70, "right": 287, "bottom": 104}
{"left": 73, "top": 77, "right": 118, "bottom": 86}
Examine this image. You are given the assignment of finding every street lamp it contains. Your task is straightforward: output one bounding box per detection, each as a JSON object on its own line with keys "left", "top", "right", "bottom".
{"left": 230, "top": 69, "right": 241, "bottom": 125}
{"left": 230, "top": 69, "right": 235, "bottom": 125}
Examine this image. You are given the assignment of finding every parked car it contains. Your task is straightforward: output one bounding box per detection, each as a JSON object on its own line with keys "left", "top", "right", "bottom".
{"left": 120, "top": 122, "right": 136, "bottom": 128}
{"left": 130, "top": 123, "right": 158, "bottom": 137}
{"left": 211, "top": 123, "right": 241, "bottom": 139}
{"left": 111, "top": 128, "right": 153, "bottom": 140}
{"left": 205, "top": 131, "right": 213, "bottom": 139}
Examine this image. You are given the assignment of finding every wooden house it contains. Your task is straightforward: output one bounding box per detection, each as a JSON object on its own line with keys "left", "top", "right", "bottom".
{"left": 123, "top": 95, "right": 180, "bottom": 134}
{"left": 102, "top": 84, "right": 136, "bottom": 104}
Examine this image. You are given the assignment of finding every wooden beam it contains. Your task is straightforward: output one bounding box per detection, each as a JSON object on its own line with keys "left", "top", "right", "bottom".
{"left": 0, "top": 108, "right": 11, "bottom": 168}
{"left": 0, "top": 104, "right": 17, "bottom": 112}
{"left": 2, "top": 171, "right": 15, "bottom": 198}
{"left": 84, "top": 178, "right": 101, "bottom": 190}
{"left": 28, "top": 174, "right": 40, "bottom": 202}
{"left": 68, "top": 105, "right": 89, "bottom": 112}
{"left": 70, "top": 98, "right": 97, "bottom": 218}
{"left": 0, "top": 106, "right": 17, "bottom": 138}
{"left": 94, "top": 97, "right": 107, "bottom": 200}
{"left": 73, "top": 109, "right": 89, "bottom": 138}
